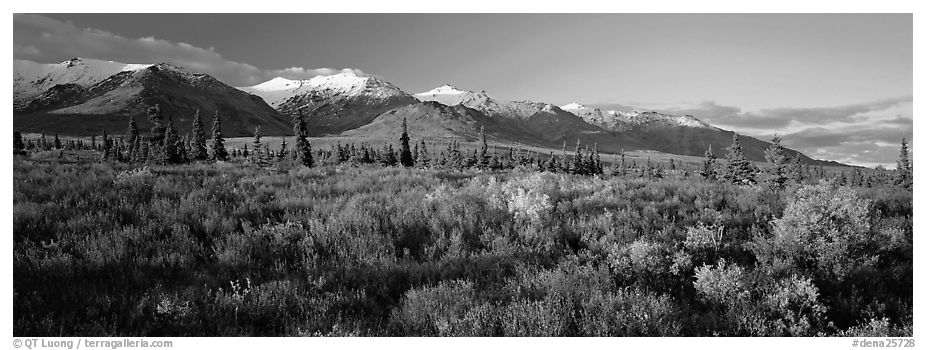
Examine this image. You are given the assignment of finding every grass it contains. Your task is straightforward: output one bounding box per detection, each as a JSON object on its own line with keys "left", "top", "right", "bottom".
{"left": 13, "top": 150, "right": 912, "bottom": 336}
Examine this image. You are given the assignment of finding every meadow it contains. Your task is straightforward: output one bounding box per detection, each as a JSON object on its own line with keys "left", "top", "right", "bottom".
{"left": 13, "top": 148, "right": 912, "bottom": 336}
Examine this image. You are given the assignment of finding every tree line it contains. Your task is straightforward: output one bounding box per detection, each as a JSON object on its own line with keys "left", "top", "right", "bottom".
{"left": 12, "top": 105, "right": 912, "bottom": 189}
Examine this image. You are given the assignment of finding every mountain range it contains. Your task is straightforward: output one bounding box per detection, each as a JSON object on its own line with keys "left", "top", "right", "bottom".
{"left": 13, "top": 57, "right": 843, "bottom": 165}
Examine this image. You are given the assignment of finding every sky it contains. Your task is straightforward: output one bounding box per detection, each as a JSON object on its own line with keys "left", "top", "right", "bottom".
{"left": 13, "top": 13, "right": 913, "bottom": 167}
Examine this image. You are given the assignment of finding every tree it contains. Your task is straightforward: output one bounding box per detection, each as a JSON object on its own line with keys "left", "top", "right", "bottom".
{"left": 478, "top": 126, "right": 490, "bottom": 169}
{"left": 278, "top": 138, "right": 288, "bottom": 160}
{"left": 573, "top": 139, "right": 585, "bottom": 175}
{"left": 101, "top": 130, "right": 110, "bottom": 160}
{"left": 147, "top": 104, "right": 166, "bottom": 144}
{"left": 126, "top": 117, "right": 139, "bottom": 160}
{"left": 399, "top": 117, "right": 414, "bottom": 167}
{"left": 252, "top": 125, "right": 263, "bottom": 162}
{"left": 725, "top": 134, "right": 757, "bottom": 185}
{"left": 13, "top": 131, "right": 25, "bottom": 155}
{"left": 293, "top": 113, "right": 313, "bottom": 167}
{"left": 545, "top": 152, "right": 558, "bottom": 173}
{"left": 416, "top": 140, "right": 430, "bottom": 167}
{"left": 190, "top": 110, "right": 208, "bottom": 160}
{"left": 210, "top": 111, "right": 228, "bottom": 161}
{"left": 763, "top": 135, "right": 789, "bottom": 189}
{"left": 701, "top": 144, "right": 717, "bottom": 181}
{"left": 161, "top": 118, "right": 182, "bottom": 164}
{"left": 53, "top": 134, "right": 62, "bottom": 150}
{"left": 896, "top": 137, "right": 912, "bottom": 189}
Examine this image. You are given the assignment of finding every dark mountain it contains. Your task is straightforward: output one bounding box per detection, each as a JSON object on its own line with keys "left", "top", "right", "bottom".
{"left": 14, "top": 63, "right": 291, "bottom": 137}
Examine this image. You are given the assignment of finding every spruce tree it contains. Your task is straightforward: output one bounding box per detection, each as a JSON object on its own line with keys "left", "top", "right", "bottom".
{"left": 161, "top": 118, "right": 181, "bottom": 164}
{"left": 278, "top": 138, "right": 288, "bottom": 160}
{"left": 13, "top": 131, "right": 25, "bottom": 155}
{"left": 725, "top": 134, "right": 757, "bottom": 185}
{"left": 53, "top": 134, "right": 62, "bottom": 149}
{"left": 252, "top": 125, "right": 263, "bottom": 162}
{"left": 763, "top": 135, "right": 789, "bottom": 189}
{"left": 399, "top": 117, "right": 414, "bottom": 167}
{"left": 293, "top": 113, "right": 313, "bottom": 167}
{"left": 701, "top": 144, "right": 717, "bottom": 181}
{"left": 127, "top": 117, "right": 139, "bottom": 160}
{"left": 546, "top": 152, "right": 557, "bottom": 173}
{"left": 479, "top": 126, "right": 490, "bottom": 169}
{"left": 416, "top": 140, "right": 430, "bottom": 167}
{"left": 101, "top": 130, "right": 110, "bottom": 160}
{"left": 573, "top": 139, "right": 585, "bottom": 175}
{"left": 896, "top": 137, "right": 912, "bottom": 189}
{"left": 210, "top": 111, "right": 228, "bottom": 161}
{"left": 190, "top": 110, "right": 208, "bottom": 160}
{"left": 147, "top": 104, "right": 166, "bottom": 144}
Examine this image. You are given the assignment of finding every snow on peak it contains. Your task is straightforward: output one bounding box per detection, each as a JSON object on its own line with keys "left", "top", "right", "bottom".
{"left": 14, "top": 58, "right": 152, "bottom": 107}
{"left": 560, "top": 102, "right": 586, "bottom": 110}
{"left": 241, "top": 71, "right": 407, "bottom": 107}
{"left": 415, "top": 84, "right": 467, "bottom": 96}
{"left": 249, "top": 77, "right": 309, "bottom": 91}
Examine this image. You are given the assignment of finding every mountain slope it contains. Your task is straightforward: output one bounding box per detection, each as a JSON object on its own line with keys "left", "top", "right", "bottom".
{"left": 14, "top": 58, "right": 151, "bottom": 110}
{"left": 14, "top": 63, "right": 291, "bottom": 137}
{"left": 242, "top": 72, "right": 419, "bottom": 136}
{"left": 342, "top": 101, "right": 537, "bottom": 144}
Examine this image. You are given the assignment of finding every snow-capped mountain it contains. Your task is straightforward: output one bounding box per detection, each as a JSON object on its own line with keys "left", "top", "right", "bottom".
{"left": 605, "top": 109, "right": 713, "bottom": 129}
{"left": 242, "top": 72, "right": 419, "bottom": 135}
{"left": 15, "top": 62, "right": 290, "bottom": 137}
{"left": 240, "top": 71, "right": 412, "bottom": 109}
{"left": 14, "top": 58, "right": 151, "bottom": 109}
{"left": 559, "top": 103, "right": 631, "bottom": 132}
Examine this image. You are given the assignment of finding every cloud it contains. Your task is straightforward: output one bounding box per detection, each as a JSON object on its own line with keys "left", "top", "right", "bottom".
{"left": 592, "top": 97, "right": 912, "bottom": 168}
{"left": 13, "top": 14, "right": 365, "bottom": 86}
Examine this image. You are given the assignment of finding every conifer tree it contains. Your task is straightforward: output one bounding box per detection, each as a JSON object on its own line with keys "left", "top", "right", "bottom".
{"left": 896, "top": 137, "right": 912, "bottom": 189}
{"left": 210, "top": 111, "right": 228, "bottom": 161}
{"left": 416, "top": 140, "right": 430, "bottom": 167}
{"left": 546, "top": 152, "right": 558, "bottom": 173}
{"left": 53, "top": 134, "right": 62, "bottom": 149}
{"left": 252, "top": 125, "right": 263, "bottom": 162}
{"left": 190, "top": 110, "right": 208, "bottom": 160}
{"left": 101, "top": 130, "right": 110, "bottom": 160}
{"left": 147, "top": 104, "right": 166, "bottom": 144}
{"left": 479, "top": 126, "right": 490, "bottom": 169}
{"left": 161, "top": 118, "right": 181, "bottom": 164}
{"left": 13, "top": 131, "right": 25, "bottom": 155}
{"left": 701, "top": 144, "right": 717, "bottom": 181}
{"left": 293, "top": 113, "right": 313, "bottom": 167}
{"left": 90, "top": 134, "right": 97, "bottom": 150}
{"left": 278, "top": 138, "right": 288, "bottom": 160}
{"left": 126, "top": 117, "right": 139, "bottom": 160}
{"left": 763, "top": 135, "right": 789, "bottom": 189}
{"left": 725, "top": 134, "right": 757, "bottom": 185}
{"left": 399, "top": 117, "right": 414, "bottom": 167}
{"left": 573, "top": 139, "right": 585, "bottom": 175}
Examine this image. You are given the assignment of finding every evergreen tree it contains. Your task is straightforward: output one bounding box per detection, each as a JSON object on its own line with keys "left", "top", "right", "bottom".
{"left": 53, "top": 134, "right": 62, "bottom": 149}
{"left": 896, "top": 137, "right": 912, "bottom": 189}
{"left": 161, "top": 118, "right": 181, "bottom": 164}
{"left": 399, "top": 117, "right": 414, "bottom": 167}
{"left": 763, "top": 135, "right": 789, "bottom": 189}
{"left": 190, "top": 110, "right": 208, "bottom": 161}
{"left": 416, "top": 140, "right": 430, "bottom": 167}
{"left": 210, "top": 111, "right": 228, "bottom": 161}
{"left": 147, "top": 104, "right": 166, "bottom": 144}
{"left": 546, "top": 152, "right": 558, "bottom": 173}
{"left": 90, "top": 134, "right": 97, "bottom": 150}
{"left": 725, "top": 134, "right": 757, "bottom": 185}
{"left": 252, "top": 125, "right": 263, "bottom": 162}
{"left": 700, "top": 144, "right": 717, "bottom": 181}
{"left": 126, "top": 117, "right": 139, "bottom": 160}
{"left": 573, "top": 139, "right": 585, "bottom": 175}
{"left": 293, "top": 113, "right": 313, "bottom": 167}
{"left": 479, "top": 126, "right": 490, "bottom": 169}
{"left": 13, "top": 131, "right": 25, "bottom": 155}
{"left": 278, "top": 138, "right": 288, "bottom": 160}
{"left": 787, "top": 156, "right": 804, "bottom": 185}
{"left": 101, "top": 130, "right": 110, "bottom": 160}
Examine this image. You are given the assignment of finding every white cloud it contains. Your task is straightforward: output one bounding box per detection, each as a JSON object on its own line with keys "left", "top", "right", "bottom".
{"left": 13, "top": 14, "right": 367, "bottom": 86}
